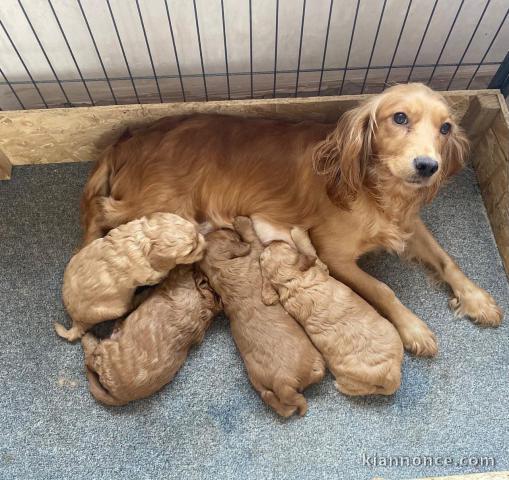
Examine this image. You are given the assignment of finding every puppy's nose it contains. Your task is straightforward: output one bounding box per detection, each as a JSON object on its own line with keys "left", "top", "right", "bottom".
{"left": 413, "top": 156, "right": 439, "bottom": 177}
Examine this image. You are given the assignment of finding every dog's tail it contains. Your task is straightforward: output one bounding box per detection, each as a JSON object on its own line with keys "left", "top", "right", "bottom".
{"left": 85, "top": 367, "right": 127, "bottom": 406}
{"left": 80, "top": 129, "right": 132, "bottom": 246}
{"left": 54, "top": 322, "right": 85, "bottom": 343}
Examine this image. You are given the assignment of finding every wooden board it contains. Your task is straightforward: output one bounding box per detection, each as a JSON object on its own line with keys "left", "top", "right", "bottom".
{"left": 0, "top": 89, "right": 493, "bottom": 168}
{"left": 0, "top": 150, "right": 11, "bottom": 180}
{"left": 471, "top": 93, "right": 509, "bottom": 277}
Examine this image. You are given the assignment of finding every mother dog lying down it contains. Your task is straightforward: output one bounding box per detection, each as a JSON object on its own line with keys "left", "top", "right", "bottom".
{"left": 81, "top": 83, "right": 502, "bottom": 356}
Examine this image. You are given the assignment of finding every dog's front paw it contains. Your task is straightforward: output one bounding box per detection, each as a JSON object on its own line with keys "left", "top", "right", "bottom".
{"left": 449, "top": 286, "right": 502, "bottom": 327}
{"left": 397, "top": 314, "right": 438, "bottom": 357}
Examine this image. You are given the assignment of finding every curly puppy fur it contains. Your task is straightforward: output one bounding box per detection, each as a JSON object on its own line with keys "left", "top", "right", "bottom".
{"left": 81, "top": 265, "right": 221, "bottom": 406}
{"left": 259, "top": 228, "right": 403, "bottom": 396}
{"left": 199, "top": 217, "right": 325, "bottom": 417}
{"left": 55, "top": 212, "right": 205, "bottom": 342}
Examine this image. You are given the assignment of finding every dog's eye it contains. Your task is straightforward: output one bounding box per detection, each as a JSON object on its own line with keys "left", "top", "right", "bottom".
{"left": 393, "top": 112, "right": 408, "bottom": 125}
{"left": 440, "top": 122, "right": 451, "bottom": 135}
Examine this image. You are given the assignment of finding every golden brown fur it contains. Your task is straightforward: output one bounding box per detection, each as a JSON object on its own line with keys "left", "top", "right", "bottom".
{"left": 200, "top": 217, "right": 325, "bottom": 417}
{"left": 80, "top": 83, "right": 502, "bottom": 357}
{"left": 81, "top": 265, "right": 221, "bottom": 406}
{"left": 260, "top": 228, "right": 403, "bottom": 396}
{"left": 56, "top": 213, "right": 205, "bottom": 342}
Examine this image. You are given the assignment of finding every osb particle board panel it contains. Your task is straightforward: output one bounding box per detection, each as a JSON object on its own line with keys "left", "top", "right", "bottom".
{"left": 0, "top": 89, "right": 488, "bottom": 168}
{"left": 472, "top": 95, "right": 509, "bottom": 276}
{"left": 0, "top": 150, "right": 11, "bottom": 180}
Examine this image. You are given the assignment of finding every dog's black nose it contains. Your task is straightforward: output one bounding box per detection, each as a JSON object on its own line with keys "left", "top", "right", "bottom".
{"left": 413, "top": 156, "right": 438, "bottom": 177}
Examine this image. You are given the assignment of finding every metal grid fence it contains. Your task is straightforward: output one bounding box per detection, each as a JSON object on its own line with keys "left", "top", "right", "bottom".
{"left": 0, "top": 0, "right": 508, "bottom": 111}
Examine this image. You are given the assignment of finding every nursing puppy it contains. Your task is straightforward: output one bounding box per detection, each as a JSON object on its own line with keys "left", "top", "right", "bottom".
{"left": 82, "top": 265, "right": 221, "bottom": 406}
{"left": 55, "top": 213, "right": 205, "bottom": 342}
{"left": 260, "top": 228, "right": 404, "bottom": 396}
{"left": 200, "top": 217, "right": 325, "bottom": 417}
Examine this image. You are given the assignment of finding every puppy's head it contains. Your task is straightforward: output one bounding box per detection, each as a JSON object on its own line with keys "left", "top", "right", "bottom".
{"left": 145, "top": 213, "right": 206, "bottom": 266}
{"left": 313, "top": 83, "right": 469, "bottom": 207}
{"left": 200, "top": 229, "right": 251, "bottom": 269}
{"left": 260, "top": 241, "right": 316, "bottom": 286}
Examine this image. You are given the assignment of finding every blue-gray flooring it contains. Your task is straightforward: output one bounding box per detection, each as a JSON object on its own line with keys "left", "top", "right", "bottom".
{"left": 0, "top": 163, "right": 507, "bottom": 480}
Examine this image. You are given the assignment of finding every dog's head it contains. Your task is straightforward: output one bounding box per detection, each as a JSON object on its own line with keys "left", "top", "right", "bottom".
{"left": 313, "top": 83, "right": 469, "bottom": 208}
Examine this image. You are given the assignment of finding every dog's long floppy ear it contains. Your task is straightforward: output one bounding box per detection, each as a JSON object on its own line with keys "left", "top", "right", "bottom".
{"left": 443, "top": 124, "right": 469, "bottom": 178}
{"left": 312, "top": 98, "right": 379, "bottom": 209}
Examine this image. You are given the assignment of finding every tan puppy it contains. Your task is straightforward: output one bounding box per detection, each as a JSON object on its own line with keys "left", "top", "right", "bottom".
{"left": 259, "top": 228, "right": 404, "bottom": 396}
{"left": 81, "top": 265, "right": 221, "bottom": 405}
{"left": 200, "top": 217, "right": 325, "bottom": 417}
{"left": 55, "top": 212, "right": 205, "bottom": 342}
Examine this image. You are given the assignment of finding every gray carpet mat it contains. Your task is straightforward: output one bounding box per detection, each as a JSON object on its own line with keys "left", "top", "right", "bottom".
{"left": 0, "top": 163, "right": 507, "bottom": 480}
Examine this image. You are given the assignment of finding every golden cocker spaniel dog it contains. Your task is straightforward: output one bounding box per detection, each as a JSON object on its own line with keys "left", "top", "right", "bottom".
{"left": 80, "top": 83, "right": 502, "bottom": 357}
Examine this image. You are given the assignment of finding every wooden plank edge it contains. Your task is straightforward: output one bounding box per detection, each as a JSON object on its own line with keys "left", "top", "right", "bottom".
{"left": 0, "top": 89, "right": 502, "bottom": 170}
{"left": 491, "top": 93, "right": 509, "bottom": 153}
{"left": 0, "top": 149, "right": 12, "bottom": 180}
{"left": 460, "top": 94, "right": 501, "bottom": 148}
{"left": 472, "top": 116, "right": 509, "bottom": 278}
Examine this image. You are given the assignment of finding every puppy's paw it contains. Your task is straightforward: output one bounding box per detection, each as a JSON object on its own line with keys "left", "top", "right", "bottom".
{"left": 397, "top": 316, "right": 437, "bottom": 357}
{"left": 449, "top": 286, "right": 502, "bottom": 327}
{"left": 261, "top": 390, "right": 298, "bottom": 418}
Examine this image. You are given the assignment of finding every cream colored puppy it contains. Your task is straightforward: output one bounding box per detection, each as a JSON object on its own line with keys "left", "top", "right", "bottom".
{"left": 82, "top": 265, "right": 221, "bottom": 405}
{"left": 55, "top": 212, "right": 205, "bottom": 342}
{"left": 259, "top": 228, "right": 404, "bottom": 396}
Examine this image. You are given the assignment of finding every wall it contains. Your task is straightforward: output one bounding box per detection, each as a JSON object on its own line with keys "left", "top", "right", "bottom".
{"left": 1, "top": 0, "right": 508, "bottom": 110}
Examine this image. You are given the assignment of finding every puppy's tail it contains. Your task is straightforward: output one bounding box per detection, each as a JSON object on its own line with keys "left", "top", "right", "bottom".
{"left": 54, "top": 322, "right": 85, "bottom": 343}
{"left": 85, "top": 367, "right": 127, "bottom": 406}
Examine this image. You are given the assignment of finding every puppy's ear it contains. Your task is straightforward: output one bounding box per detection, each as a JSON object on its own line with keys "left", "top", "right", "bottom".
{"left": 444, "top": 124, "right": 469, "bottom": 178}
{"left": 193, "top": 268, "right": 212, "bottom": 296}
{"left": 149, "top": 250, "right": 177, "bottom": 272}
{"left": 297, "top": 254, "right": 317, "bottom": 272}
{"left": 261, "top": 275, "right": 279, "bottom": 306}
{"left": 313, "top": 99, "right": 378, "bottom": 209}
{"left": 226, "top": 241, "right": 251, "bottom": 259}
